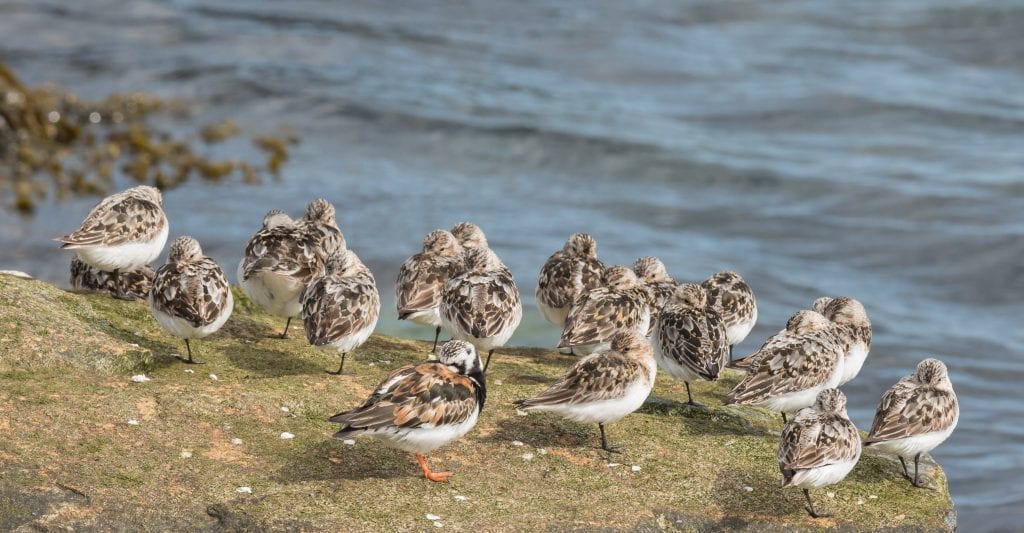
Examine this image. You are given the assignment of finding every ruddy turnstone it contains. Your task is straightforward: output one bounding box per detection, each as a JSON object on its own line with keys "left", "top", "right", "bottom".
{"left": 515, "top": 331, "right": 657, "bottom": 453}
{"left": 723, "top": 313, "right": 846, "bottom": 423}
{"left": 440, "top": 247, "right": 522, "bottom": 372}
{"left": 778, "top": 388, "right": 862, "bottom": 518}
{"left": 652, "top": 283, "right": 729, "bottom": 405}
{"left": 56, "top": 185, "right": 169, "bottom": 300}
{"left": 865, "top": 358, "right": 958, "bottom": 488}
{"left": 730, "top": 310, "right": 833, "bottom": 370}
{"left": 557, "top": 265, "right": 651, "bottom": 356}
{"left": 813, "top": 296, "right": 872, "bottom": 385}
{"left": 535, "top": 233, "right": 605, "bottom": 328}
{"left": 149, "top": 236, "right": 234, "bottom": 364}
{"left": 701, "top": 271, "right": 757, "bottom": 360}
{"left": 329, "top": 340, "right": 485, "bottom": 482}
{"left": 396, "top": 230, "right": 464, "bottom": 352}
{"left": 70, "top": 255, "right": 154, "bottom": 301}
{"left": 301, "top": 248, "right": 380, "bottom": 375}
{"left": 633, "top": 256, "right": 678, "bottom": 335}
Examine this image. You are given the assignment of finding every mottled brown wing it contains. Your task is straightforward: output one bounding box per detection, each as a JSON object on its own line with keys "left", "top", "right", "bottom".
{"left": 656, "top": 306, "right": 729, "bottom": 380}
{"left": 516, "top": 351, "right": 642, "bottom": 407}
{"left": 726, "top": 331, "right": 843, "bottom": 404}
{"left": 866, "top": 381, "right": 958, "bottom": 442}
{"left": 59, "top": 196, "right": 165, "bottom": 247}
{"left": 559, "top": 288, "right": 646, "bottom": 347}
{"left": 329, "top": 363, "right": 479, "bottom": 431}
{"left": 579, "top": 257, "right": 605, "bottom": 291}
{"left": 396, "top": 253, "right": 462, "bottom": 314}
{"left": 242, "top": 225, "right": 322, "bottom": 283}
{"left": 536, "top": 252, "right": 576, "bottom": 308}
{"left": 151, "top": 258, "right": 231, "bottom": 327}
{"left": 442, "top": 271, "right": 522, "bottom": 338}
{"left": 703, "top": 277, "right": 755, "bottom": 329}
{"left": 779, "top": 412, "right": 860, "bottom": 472}
{"left": 302, "top": 275, "right": 381, "bottom": 346}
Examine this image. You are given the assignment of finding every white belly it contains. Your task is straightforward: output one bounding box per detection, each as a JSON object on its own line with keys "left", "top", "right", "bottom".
{"left": 869, "top": 423, "right": 957, "bottom": 457}
{"left": 838, "top": 341, "right": 869, "bottom": 385}
{"left": 788, "top": 455, "right": 860, "bottom": 489}
{"left": 758, "top": 355, "right": 844, "bottom": 413}
{"left": 403, "top": 308, "right": 441, "bottom": 327}
{"left": 536, "top": 300, "right": 569, "bottom": 328}
{"left": 441, "top": 304, "right": 522, "bottom": 353}
{"left": 322, "top": 316, "right": 378, "bottom": 354}
{"left": 237, "top": 260, "right": 304, "bottom": 318}
{"left": 528, "top": 378, "right": 653, "bottom": 425}
{"left": 150, "top": 291, "right": 233, "bottom": 340}
{"left": 73, "top": 224, "right": 168, "bottom": 272}
{"left": 653, "top": 342, "right": 706, "bottom": 384}
{"left": 360, "top": 408, "right": 480, "bottom": 453}
{"left": 726, "top": 308, "right": 757, "bottom": 346}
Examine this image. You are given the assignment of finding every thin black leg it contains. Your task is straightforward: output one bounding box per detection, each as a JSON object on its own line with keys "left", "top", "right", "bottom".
{"left": 781, "top": 412, "right": 788, "bottom": 424}
{"left": 912, "top": 452, "right": 927, "bottom": 488}
{"left": 803, "top": 489, "right": 828, "bottom": 518}
{"left": 899, "top": 455, "right": 910, "bottom": 478}
{"left": 180, "top": 339, "right": 204, "bottom": 364}
{"left": 280, "top": 317, "right": 292, "bottom": 339}
{"left": 326, "top": 353, "right": 347, "bottom": 375}
{"left": 483, "top": 349, "right": 494, "bottom": 372}
{"left": 729, "top": 344, "right": 734, "bottom": 362}
{"left": 598, "top": 423, "right": 622, "bottom": 453}
{"left": 684, "top": 382, "right": 701, "bottom": 406}
{"left": 431, "top": 326, "right": 441, "bottom": 353}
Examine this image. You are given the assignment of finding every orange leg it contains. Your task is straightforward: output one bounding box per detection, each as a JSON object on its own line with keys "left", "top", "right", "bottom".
{"left": 415, "top": 453, "right": 451, "bottom": 483}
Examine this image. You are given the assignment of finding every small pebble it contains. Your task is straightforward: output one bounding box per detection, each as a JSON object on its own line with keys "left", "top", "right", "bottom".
{"left": 515, "top": 409, "right": 528, "bottom": 417}
{"left": 231, "top": 438, "right": 243, "bottom": 445}
{"left": 127, "top": 419, "right": 139, "bottom": 426}
{"left": 607, "top": 463, "right": 621, "bottom": 468}
{"left": 208, "top": 374, "right": 218, "bottom": 381}
{"left": 425, "top": 513, "right": 441, "bottom": 521}
{"left": 127, "top": 343, "right": 140, "bottom": 348}
{"left": 280, "top": 432, "right": 295, "bottom": 440}
{"left": 511, "top": 440, "right": 524, "bottom": 447}
{"left": 743, "top": 486, "right": 753, "bottom": 492}
{"left": 631, "top": 465, "right": 642, "bottom": 473}
{"left": 521, "top": 453, "right": 534, "bottom": 461}
{"left": 184, "top": 369, "right": 194, "bottom": 374}
{"left": 537, "top": 448, "right": 547, "bottom": 455}
{"left": 130, "top": 374, "right": 150, "bottom": 383}
{"left": 280, "top": 406, "right": 290, "bottom": 413}
{"left": 433, "top": 522, "right": 443, "bottom": 528}
{"left": 868, "top": 495, "right": 878, "bottom": 499}
{"left": 454, "top": 495, "right": 468, "bottom": 502}
{"left": 826, "top": 491, "right": 836, "bottom": 499}
{"left": 343, "top": 439, "right": 355, "bottom": 446}
{"left": 236, "top": 486, "right": 252, "bottom": 494}
{"left": 180, "top": 450, "right": 192, "bottom": 459}
{"left": 856, "top": 498, "right": 865, "bottom": 505}
{"left": 494, "top": 379, "right": 503, "bottom": 385}
{"left": 133, "top": 331, "right": 142, "bottom": 337}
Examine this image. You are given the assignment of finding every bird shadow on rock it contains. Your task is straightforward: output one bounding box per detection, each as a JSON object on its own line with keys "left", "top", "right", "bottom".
{"left": 485, "top": 413, "right": 597, "bottom": 450}
{"left": 640, "top": 395, "right": 776, "bottom": 437}
{"left": 711, "top": 462, "right": 806, "bottom": 523}
{"left": 273, "top": 439, "right": 414, "bottom": 484}
{"left": 225, "top": 346, "right": 326, "bottom": 377}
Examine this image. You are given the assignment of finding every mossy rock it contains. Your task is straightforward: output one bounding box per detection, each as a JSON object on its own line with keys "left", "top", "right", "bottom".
{"left": 0, "top": 273, "right": 956, "bottom": 530}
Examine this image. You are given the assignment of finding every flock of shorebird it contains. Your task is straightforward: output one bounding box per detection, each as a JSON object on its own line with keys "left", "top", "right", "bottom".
{"left": 55, "top": 185, "right": 959, "bottom": 518}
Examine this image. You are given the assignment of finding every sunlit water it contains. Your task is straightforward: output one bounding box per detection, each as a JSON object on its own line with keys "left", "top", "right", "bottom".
{"left": 2, "top": 1, "right": 1022, "bottom": 528}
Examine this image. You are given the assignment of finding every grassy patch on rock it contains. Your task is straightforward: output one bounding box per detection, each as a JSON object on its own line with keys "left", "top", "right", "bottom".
{"left": 0, "top": 274, "right": 956, "bottom": 530}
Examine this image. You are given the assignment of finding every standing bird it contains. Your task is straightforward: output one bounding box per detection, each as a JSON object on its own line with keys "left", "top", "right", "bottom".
{"left": 238, "top": 200, "right": 346, "bottom": 338}
{"left": 865, "top": 358, "right": 958, "bottom": 488}
{"left": 813, "top": 297, "right": 872, "bottom": 385}
{"left": 778, "top": 388, "right": 862, "bottom": 518}
{"left": 730, "top": 310, "right": 834, "bottom": 370}
{"left": 149, "top": 236, "right": 234, "bottom": 364}
{"left": 633, "top": 256, "right": 678, "bottom": 335}
{"left": 70, "top": 256, "right": 155, "bottom": 301}
{"left": 328, "top": 340, "right": 485, "bottom": 482}
{"left": 558, "top": 266, "right": 651, "bottom": 356}
{"left": 702, "top": 271, "right": 757, "bottom": 360}
{"left": 56, "top": 185, "right": 169, "bottom": 300}
{"left": 395, "top": 230, "right": 464, "bottom": 352}
{"left": 723, "top": 315, "right": 846, "bottom": 423}
{"left": 515, "top": 332, "right": 657, "bottom": 453}
{"left": 440, "top": 247, "right": 522, "bottom": 372}
{"left": 653, "top": 283, "right": 729, "bottom": 406}
{"left": 301, "top": 248, "right": 380, "bottom": 375}
{"left": 535, "top": 233, "right": 605, "bottom": 327}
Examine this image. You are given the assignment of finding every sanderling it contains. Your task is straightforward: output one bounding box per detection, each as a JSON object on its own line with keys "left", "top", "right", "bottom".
{"left": 450, "top": 221, "right": 489, "bottom": 251}
{"left": 865, "top": 358, "right": 958, "bottom": 488}
{"left": 56, "top": 185, "right": 168, "bottom": 300}
{"left": 558, "top": 265, "right": 651, "bottom": 356}
{"left": 440, "top": 247, "right": 522, "bottom": 372}
{"left": 238, "top": 202, "right": 345, "bottom": 338}
{"left": 701, "top": 271, "right": 757, "bottom": 360}
{"left": 535, "top": 233, "right": 605, "bottom": 328}
{"left": 515, "top": 332, "right": 657, "bottom": 453}
{"left": 653, "top": 283, "right": 729, "bottom": 405}
{"left": 778, "top": 388, "right": 862, "bottom": 518}
{"left": 723, "top": 312, "right": 846, "bottom": 422}
{"left": 70, "top": 255, "right": 154, "bottom": 301}
{"left": 328, "top": 340, "right": 485, "bottom": 482}
{"left": 301, "top": 248, "right": 380, "bottom": 375}
{"left": 149, "top": 236, "right": 234, "bottom": 364}
{"left": 813, "top": 296, "right": 872, "bottom": 385}
{"left": 633, "top": 256, "right": 678, "bottom": 335}
{"left": 396, "top": 230, "right": 464, "bottom": 352}
{"left": 730, "top": 309, "right": 833, "bottom": 370}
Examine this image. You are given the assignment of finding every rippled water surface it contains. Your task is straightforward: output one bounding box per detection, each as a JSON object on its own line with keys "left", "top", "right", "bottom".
{"left": 2, "top": 1, "right": 1022, "bottom": 528}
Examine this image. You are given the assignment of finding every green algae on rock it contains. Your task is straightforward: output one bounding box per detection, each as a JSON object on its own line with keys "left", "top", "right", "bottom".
{"left": 0, "top": 273, "right": 956, "bottom": 530}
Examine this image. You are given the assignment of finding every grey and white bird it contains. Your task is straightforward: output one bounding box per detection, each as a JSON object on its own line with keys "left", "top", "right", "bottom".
{"left": 301, "top": 248, "right": 380, "bottom": 375}
{"left": 328, "top": 340, "right": 485, "bottom": 482}
{"left": 730, "top": 309, "right": 834, "bottom": 370}
{"left": 56, "top": 185, "right": 169, "bottom": 300}
{"left": 778, "top": 388, "right": 862, "bottom": 518}
{"left": 536, "top": 233, "right": 605, "bottom": 328}
{"left": 865, "top": 358, "right": 958, "bottom": 488}
{"left": 701, "top": 271, "right": 757, "bottom": 360}
{"left": 652, "top": 283, "right": 729, "bottom": 405}
{"left": 395, "top": 230, "right": 464, "bottom": 352}
{"left": 515, "top": 332, "right": 657, "bottom": 453}
{"left": 558, "top": 266, "right": 651, "bottom": 356}
{"left": 813, "top": 297, "right": 872, "bottom": 385}
{"left": 149, "top": 236, "right": 234, "bottom": 364}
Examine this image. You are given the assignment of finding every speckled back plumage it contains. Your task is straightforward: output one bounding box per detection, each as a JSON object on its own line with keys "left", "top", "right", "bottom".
{"left": 70, "top": 256, "right": 155, "bottom": 300}
{"left": 241, "top": 206, "right": 343, "bottom": 285}
{"left": 654, "top": 284, "right": 729, "bottom": 381}
{"left": 396, "top": 230, "right": 464, "bottom": 317}
{"left": 440, "top": 247, "right": 522, "bottom": 340}
{"left": 731, "top": 309, "right": 833, "bottom": 370}
{"left": 819, "top": 296, "right": 872, "bottom": 352}
{"left": 778, "top": 389, "right": 861, "bottom": 486}
{"left": 150, "top": 236, "right": 232, "bottom": 328}
{"left": 57, "top": 185, "right": 166, "bottom": 247}
{"left": 865, "top": 358, "right": 958, "bottom": 444}
{"left": 536, "top": 233, "right": 605, "bottom": 310}
{"left": 701, "top": 270, "right": 757, "bottom": 346}
{"left": 301, "top": 249, "right": 380, "bottom": 347}
{"left": 558, "top": 266, "right": 651, "bottom": 349}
